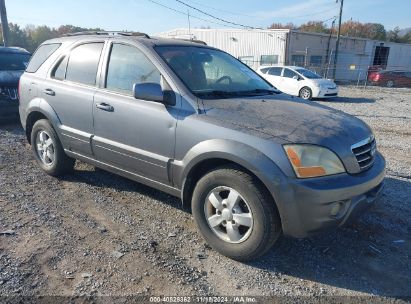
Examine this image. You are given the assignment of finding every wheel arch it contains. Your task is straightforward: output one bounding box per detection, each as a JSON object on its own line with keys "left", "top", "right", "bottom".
{"left": 24, "top": 99, "right": 61, "bottom": 144}
{"left": 176, "top": 140, "right": 288, "bottom": 223}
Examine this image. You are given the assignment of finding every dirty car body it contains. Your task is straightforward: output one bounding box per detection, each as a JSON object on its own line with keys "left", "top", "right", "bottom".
{"left": 18, "top": 34, "right": 386, "bottom": 260}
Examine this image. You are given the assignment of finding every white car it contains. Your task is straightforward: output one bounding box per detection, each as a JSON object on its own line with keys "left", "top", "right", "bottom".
{"left": 257, "top": 66, "right": 338, "bottom": 100}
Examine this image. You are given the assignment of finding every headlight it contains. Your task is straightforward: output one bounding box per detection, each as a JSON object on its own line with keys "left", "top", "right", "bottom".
{"left": 284, "top": 144, "right": 346, "bottom": 178}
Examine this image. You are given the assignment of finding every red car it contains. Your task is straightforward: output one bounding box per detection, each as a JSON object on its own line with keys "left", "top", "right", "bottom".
{"left": 368, "top": 69, "right": 411, "bottom": 88}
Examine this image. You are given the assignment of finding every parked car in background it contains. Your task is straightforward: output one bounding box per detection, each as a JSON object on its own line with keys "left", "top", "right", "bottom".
{"left": 0, "top": 47, "right": 31, "bottom": 121}
{"left": 368, "top": 69, "right": 411, "bottom": 88}
{"left": 19, "top": 33, "right": 385, "bottom": 261}
{"left": 257, "top": 66, "right": 338, "bottom": 100}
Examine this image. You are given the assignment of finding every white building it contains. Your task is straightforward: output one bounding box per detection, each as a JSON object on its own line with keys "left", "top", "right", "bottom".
{"left": 157, "top": 28, "right": 411, "bottom": 82}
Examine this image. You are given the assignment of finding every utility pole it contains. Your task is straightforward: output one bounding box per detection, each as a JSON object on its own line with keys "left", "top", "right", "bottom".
{"left": 187, "top": 9, "right": 192, "bottom": 40}
{"left": 332, "top": 0, "right": 344, "bottom": 80}
{"left": 0, "top": 0, "right": 10, "bottom": 46}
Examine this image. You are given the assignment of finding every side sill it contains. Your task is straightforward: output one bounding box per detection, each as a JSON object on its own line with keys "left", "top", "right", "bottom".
{"left": 65, "top": 150, "right": 181, "bottom": 198}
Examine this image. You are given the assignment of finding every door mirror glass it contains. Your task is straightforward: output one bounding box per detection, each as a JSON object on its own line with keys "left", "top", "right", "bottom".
{"left": 133, "top": 83, "right": 176, "bottom": 106}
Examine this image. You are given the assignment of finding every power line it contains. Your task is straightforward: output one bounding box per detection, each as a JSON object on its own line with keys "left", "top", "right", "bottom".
{"left": 182, "top": 0, "right": 255, "bottom": 18}
{"left": 174, "top": 0, "right": 258, "bottom": 29}
{"left": 293, "top": 6, "right": 338, "bottom": 19}
{"left": 146, "top": 0, "right": 239, "bottom": 28}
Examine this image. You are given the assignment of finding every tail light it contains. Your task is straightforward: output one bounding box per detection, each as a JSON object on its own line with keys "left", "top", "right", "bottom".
{"left": 375, "top": 73, "right": 381, "bottom": 81}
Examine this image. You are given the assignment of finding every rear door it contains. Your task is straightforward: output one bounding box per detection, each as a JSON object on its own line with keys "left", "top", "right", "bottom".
{"left": 265, "top": 67, "right": 283, "bottom": 90}
{"left": 92, "top": 42, "right": 178, "bottom": 185}
{"left": 43, "top": 41, "right": 105, "bottom": 157}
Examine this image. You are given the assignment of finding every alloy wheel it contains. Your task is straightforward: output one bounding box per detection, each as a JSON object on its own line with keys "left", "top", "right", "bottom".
{"left": 35, "top": 130, "right": 55, "bottom": 166}
{"left": 204, "top": 186, "right": 253, "bottom": 244}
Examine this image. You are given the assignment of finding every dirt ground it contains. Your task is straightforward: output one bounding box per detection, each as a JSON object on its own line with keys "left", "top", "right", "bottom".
{"left": 0, "top": 85, "right": 410, "bottom": 302}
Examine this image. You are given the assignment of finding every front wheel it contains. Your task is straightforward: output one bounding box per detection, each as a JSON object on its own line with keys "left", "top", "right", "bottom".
{"left": 299, "top": 87, "right": 313, "bottom": 100}
{"left": 191, "top": 166, "right": 282, "bottom": 261}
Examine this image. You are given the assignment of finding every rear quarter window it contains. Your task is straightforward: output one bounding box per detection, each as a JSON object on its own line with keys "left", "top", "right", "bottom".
{"left": 26, "top": 43, "right": 61, "bottom": 73}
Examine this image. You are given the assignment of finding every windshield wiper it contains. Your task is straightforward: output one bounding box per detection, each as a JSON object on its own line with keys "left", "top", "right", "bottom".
{"left": 237, "top": 89, "right": 280, "bottom": 96}
{"left": 195, "top": 90, "right": 240, "bottom": 99}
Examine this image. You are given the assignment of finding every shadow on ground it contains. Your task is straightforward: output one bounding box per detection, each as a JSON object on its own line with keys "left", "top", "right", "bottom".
{"left": 2, "top": 122, "right": 410, "bottom": 298}
{"left": 249, "top": 177, "right": 411, "bottom": 298}
{"left": 316, "top": 96, "right": 376, "bottom": 104}
{"left": 65, "top": 162, "right": 411, "bottom": 298}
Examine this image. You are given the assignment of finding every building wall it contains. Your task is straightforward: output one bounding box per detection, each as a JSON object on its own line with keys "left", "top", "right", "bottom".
{"left": 365, "top": 40, "right": 411, "bottom": 71}
{"left": 157, "top": 28, "right": 411, "bottom": 81}
{"left": 157, "top": 28, "right": 289, "bottom": 70}
{"left": 288, "top": 31, "right": 370, "bottom": 81}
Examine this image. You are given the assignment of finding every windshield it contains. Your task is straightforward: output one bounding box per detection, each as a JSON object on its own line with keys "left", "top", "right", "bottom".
{"left": 295, "top": 68, "right": 322, "bottom": 79}
{"left": 0, "top": 53, "right": 31, "bottom": 71}
{"left": 155, "top": 46, "right": 274, "bottom": 99}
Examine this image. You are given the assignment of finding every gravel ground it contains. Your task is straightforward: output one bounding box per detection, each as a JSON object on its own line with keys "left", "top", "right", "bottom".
{"left": 0, "top": 85, "right": 410, "bottom": 302}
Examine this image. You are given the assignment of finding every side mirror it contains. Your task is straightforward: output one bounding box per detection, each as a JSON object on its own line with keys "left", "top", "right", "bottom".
{"left": 292, "top": 75, "right": 300, "bottom": 81}
{"left": 133, "top": 82, "right": 176, "bottom": 106}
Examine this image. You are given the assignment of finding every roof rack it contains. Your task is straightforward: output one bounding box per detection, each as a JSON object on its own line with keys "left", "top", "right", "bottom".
{"left": 176, "top": 38, "right": 207, "bottom": 45}
{"left": 63, "top": 31, "right": 150, "bottom": 38}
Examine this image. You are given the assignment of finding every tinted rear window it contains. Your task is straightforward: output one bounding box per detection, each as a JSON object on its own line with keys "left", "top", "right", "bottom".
{"left": 0, "top": 53, "right": 31, "bottom": 71}
{"left": 26, "top": 43, "right": 61, "bottom": 73}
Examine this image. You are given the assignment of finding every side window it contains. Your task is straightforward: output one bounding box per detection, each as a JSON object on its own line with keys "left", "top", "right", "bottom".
{"left": 26, "top": 43, "right": 61, "bottom": 73}
{"left": 268, "top": 67, "right": 282, "bottom": 76}
{"left": 106, "top": 44, "right": 161, "bottom": 94}
{"left": 66, "top": 43, "right": 104, "bottom": 86}
{"left": 259, "top": 67, "right": 270, "bottom": 74}
{"left": 52, "top": 56, "right": 68, "bottom": 80}
{"left": 283, "top": 69, "right": 298, "bottom": 78}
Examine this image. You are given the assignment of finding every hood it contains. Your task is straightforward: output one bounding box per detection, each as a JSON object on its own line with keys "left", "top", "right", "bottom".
{"left": 310, "top": 78, "right": 336, "bottom": 87}
{"left": 0, "top": 70, "right": 24, "bottom": 86}
{"left": 201, "top": 94, "right": 372, "bottom": 150}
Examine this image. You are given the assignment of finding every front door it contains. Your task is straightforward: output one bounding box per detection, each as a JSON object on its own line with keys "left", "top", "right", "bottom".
{"left": 92, "top": 42, "right": 178, "bottom": 185}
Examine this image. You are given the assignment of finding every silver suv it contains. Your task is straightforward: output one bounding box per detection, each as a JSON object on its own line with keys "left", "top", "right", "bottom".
{"left": 19, "top": 32, "right": 386, "bottom": 261}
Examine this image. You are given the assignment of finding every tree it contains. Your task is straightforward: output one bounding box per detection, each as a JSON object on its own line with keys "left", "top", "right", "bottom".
{"left": 299, "top": 21, "right": 330, "bottom": 34}
{"left": 268, "top": 22, "right": 297, "bottom": 30}
{"left": 387, "top": 26, "right": 401, "bottom": 43}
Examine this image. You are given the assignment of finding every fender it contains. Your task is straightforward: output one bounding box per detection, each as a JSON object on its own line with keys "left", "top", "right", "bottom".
{"left": 173, "top": 139, "right": 294, "bottom": 220}
{"left": 23, "top": 98, "right": 63, "bottom": 140}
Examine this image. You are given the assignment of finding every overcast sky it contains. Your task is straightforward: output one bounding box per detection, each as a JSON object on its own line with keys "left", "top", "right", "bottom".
{"left": 5, "top": 0, "right": 410, "bottom": 34}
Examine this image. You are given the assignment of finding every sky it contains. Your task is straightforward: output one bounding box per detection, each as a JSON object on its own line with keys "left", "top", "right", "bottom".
{"left": 4, "top": 0, "right": 410, "bottom": 35}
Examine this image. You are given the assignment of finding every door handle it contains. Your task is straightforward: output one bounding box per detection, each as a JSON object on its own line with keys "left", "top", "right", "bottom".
{"left": 96, "top": 103, "right": 114, "bottom": 112}
{"left": 43, "top": 88, "right": 55, "bottom": 96}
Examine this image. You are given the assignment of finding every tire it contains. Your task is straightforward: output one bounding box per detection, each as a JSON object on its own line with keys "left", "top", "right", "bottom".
{"left": 386, "top": 80, "right": 394, "bottom": 88}
{"left": 191, "top": 166, "right": 282, "bottom": 261}
{"left": 299, "top": 87, "right": 313, "bottom": 100}
{"left": 30, "top": 119, "right": 75, "bottom": 177}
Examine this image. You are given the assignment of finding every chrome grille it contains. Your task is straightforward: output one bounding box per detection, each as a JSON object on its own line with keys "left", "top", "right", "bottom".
{"left": 351, "top": 136, "right": 377, "bottom": 171}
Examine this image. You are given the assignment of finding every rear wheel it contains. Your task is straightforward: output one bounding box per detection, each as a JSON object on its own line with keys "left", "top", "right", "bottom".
{"left": 299, "top": 87, "right": 313, "bottom": 100}
{"left": 386, "top": 80, "right": 395, "bottom": 87}
{"left": 31, "top": 119, "right": 75, "bottom": 176}
{"left": 191, "top": 166, "right": 282, "bottom": 261}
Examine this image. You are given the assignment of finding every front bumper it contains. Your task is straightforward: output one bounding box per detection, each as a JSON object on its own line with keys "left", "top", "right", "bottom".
{"left": 314, "top": 87, "right": 339, "bottom": 98}
{"left": 277, "top": 152, "right": 386, "bottom": 238}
